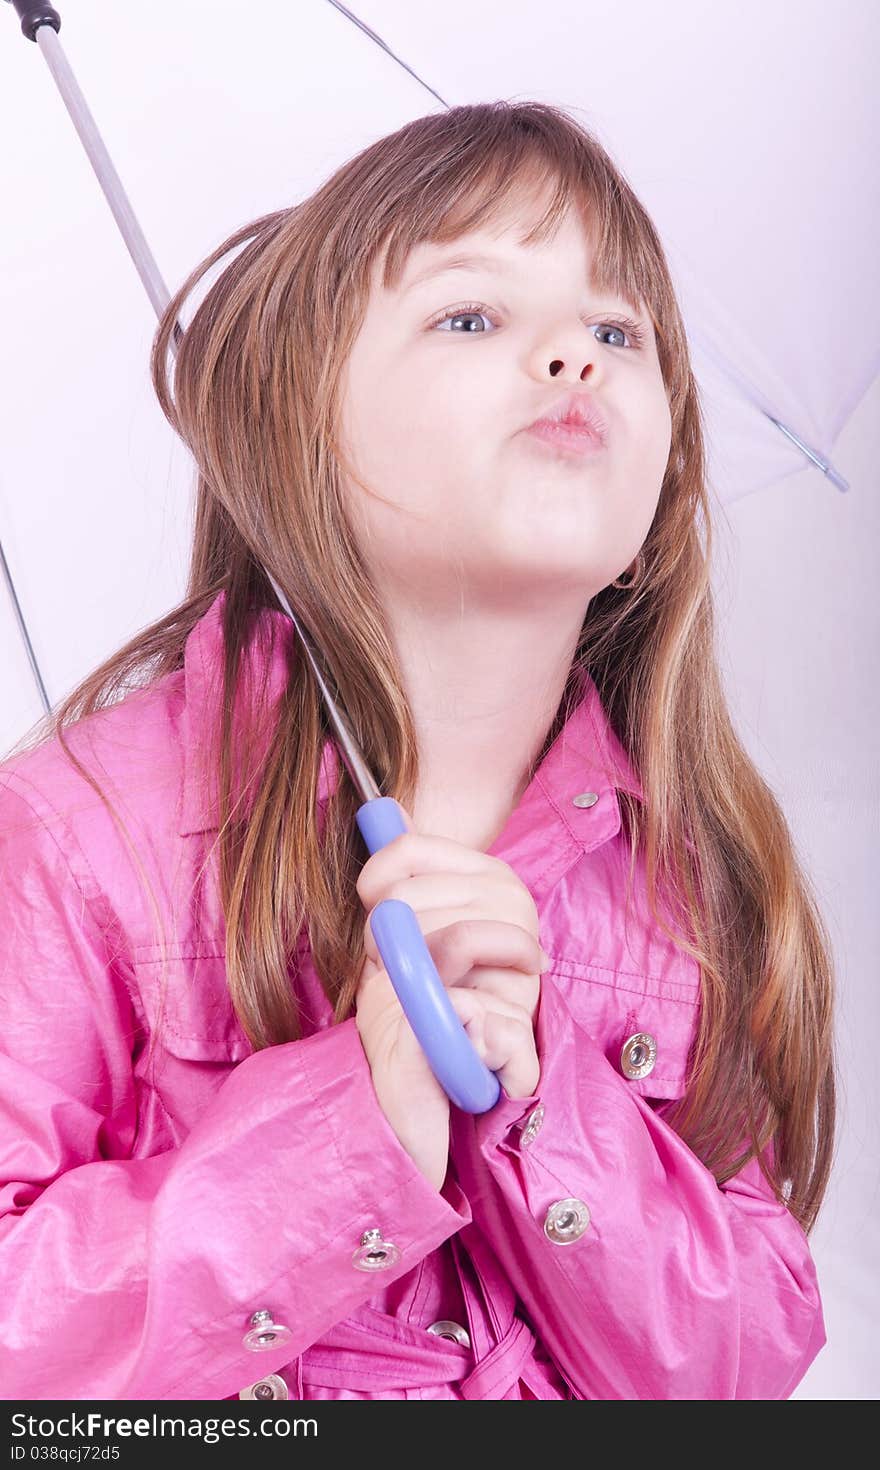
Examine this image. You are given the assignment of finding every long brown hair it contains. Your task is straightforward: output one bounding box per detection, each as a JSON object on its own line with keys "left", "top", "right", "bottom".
{"left": 3, "top": 101, "right": 836, "bottom": 1235}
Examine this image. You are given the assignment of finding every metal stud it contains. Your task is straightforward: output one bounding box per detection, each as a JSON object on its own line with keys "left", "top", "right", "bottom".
{"left": 543, "top": 1197, "right": 591, "bottom": 1244}
{"left": 426, "top": 1319, "right": 471, "bottom": 1348}
{"left": 242, "top": 1309, "right": 293, "bottom": 1352}
{"left": 239, "top": 1373, "right": 290, "bottom": 1399}
{"left": 620, "top": 1031, "right": 658, "bottom": 1080}
{"left": 519, "top": 1103, "right": 545, "bottom": 1147}
{"left": 351, "top": 1227, "right": 401, "bottom": 1271}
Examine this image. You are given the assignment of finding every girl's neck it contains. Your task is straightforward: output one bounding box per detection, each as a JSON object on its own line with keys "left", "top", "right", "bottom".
{"left": 410, "top": 777, "right": 527, "bottom": 853}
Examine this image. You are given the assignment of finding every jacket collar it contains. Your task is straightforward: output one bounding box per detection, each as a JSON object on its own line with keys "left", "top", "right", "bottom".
{"left": 178, "top": 590, "right": 643, "bottom": 893}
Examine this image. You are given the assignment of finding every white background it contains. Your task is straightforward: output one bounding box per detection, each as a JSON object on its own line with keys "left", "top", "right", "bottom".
{"left": 0, "top": 0, "right": 876, "bottom": 1399}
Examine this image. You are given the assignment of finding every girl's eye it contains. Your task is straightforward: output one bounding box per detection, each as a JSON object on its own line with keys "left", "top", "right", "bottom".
{"left": 427, "top": 302, "right": 646, "bottom": 348}
{"left": 428, "top": 302, "right": 499, "bottom": 333}
{"left": 592, "top": 319, "right": 646, "bottom": 349}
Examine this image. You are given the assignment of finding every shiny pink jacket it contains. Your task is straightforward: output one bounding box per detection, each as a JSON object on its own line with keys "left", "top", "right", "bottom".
{"left": 0, "top": 591, "right": 825, "bottom": 1400}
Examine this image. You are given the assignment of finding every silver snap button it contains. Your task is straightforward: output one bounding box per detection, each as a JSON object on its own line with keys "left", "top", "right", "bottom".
{"left": 620, "top": 1031, "right": 657, "bottom": 1079}
{"left": 426, "top": 1319, "right": 471, "bottom": 1348}
{"left": 351, "top": 1227, "right": 402, "bottom": 1271}
{"left": 572, "top": 791, "right": 599, "bottom": 808}
{"left": 519, "top": 1103, "right": 545, "bottom": 1147}
{"left": 239, "top": 1373, "right": 290, "bottom": 1400}
{"left": 543, "top": 1197, "right": 591, "bottom": 1244}
{"left": 242, "top": 1310, "right": 293, "bottom": 1352}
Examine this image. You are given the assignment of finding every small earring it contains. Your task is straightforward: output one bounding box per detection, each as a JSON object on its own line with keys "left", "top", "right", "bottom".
{"left": 611, "top": 550, "right": 644, "bottom": 590}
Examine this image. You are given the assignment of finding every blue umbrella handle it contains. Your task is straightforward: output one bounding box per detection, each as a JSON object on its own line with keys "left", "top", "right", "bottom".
{"left": 355, "top": 796, "right": 502, "bottom": 1114}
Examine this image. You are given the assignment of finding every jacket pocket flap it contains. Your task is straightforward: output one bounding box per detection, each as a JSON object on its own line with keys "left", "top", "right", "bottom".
{"left": 133, "top": 944, "right": 253, "bottom": 1062}
{"left": 554, "top": 966, "right": 700, "bottom": 1102}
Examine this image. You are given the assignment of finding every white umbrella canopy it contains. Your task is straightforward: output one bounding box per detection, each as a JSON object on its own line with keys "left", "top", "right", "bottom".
{"left": 0, "top": 0, "right": 876, "bottom": 1398}
{"left": 1, "top": 0, "right": 874, "bottom": 724}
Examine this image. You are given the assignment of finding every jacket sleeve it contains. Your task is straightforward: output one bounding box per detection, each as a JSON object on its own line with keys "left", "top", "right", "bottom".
{"left": 449, "top": 973, "right": 826, "bottom": 1400}
{"left": 0, "top": 775, "right": 471, "bottom": 1400}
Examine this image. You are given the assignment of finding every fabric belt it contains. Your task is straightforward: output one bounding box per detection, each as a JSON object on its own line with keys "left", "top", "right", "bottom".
{"left": 293, "top": 1222, "right": 566, "bottom": 1400}
{"left": 297, "top": 1302, "right": 541, "bottom": 1396}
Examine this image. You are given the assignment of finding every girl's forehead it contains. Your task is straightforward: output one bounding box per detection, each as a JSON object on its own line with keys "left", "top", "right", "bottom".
{"left": 370, "top": 160, "right": 616, "bottom": 299}
{"left": 387, "top": 198, "right": 598, "bottom": 284}
{"left": 387, "top": 217, "right": 602, "bottom": 303}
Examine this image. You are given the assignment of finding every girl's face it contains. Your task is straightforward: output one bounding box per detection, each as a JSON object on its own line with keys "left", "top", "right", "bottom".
{"left": 337, "top": 198, "right": 672, "bottom": 607}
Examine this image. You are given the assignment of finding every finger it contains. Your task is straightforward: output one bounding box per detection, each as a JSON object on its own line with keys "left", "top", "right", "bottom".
{"left": 446, "top": 988, "right": 540, "bottom": 1098}
{"left": 452, "top": 964, "right": 540, "bottom": 1021}
{"left": 362, "top": 894, "right": 482, "bottom": 968}
{"left": 360, "top": 874, "right": 537, "bottom": 957}
{"left": 365, "top": 913, "right": 546, "bottom": 985}
{"left": 356, "top": 830, "right": 506, "bottom": 909}
{"left": 427, "top": 919, "right": 547, "bottom": 992}
{"left": 361, "top": 885, "right": 515, "bottom": 964}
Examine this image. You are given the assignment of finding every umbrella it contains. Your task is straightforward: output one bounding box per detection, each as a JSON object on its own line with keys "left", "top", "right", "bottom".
{"left": 3, "top": 0, "right": 872, "bottom": 729}
{"left": 1, "top": 0, "right": 506, "bottom": 1114}
{"left": 1, "top": 0, "right": 876, "bottom": 1393}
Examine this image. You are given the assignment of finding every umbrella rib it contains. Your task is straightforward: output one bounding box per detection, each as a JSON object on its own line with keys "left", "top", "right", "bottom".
{"left": 0, "top": 538, "right": 52, "bottom": 716}
{"left": 763, "top": 414, "right": 849, "bottom": 492}
{"left": 323, "top": 1, "right": 451, "bottom": 110}
{"left": 688, "top": 321, "right": 850, "bottom": 492}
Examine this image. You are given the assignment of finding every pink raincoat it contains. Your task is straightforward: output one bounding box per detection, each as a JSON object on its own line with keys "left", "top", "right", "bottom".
{"left": 0, "top": 591, "right": 825, "bottom": 1400}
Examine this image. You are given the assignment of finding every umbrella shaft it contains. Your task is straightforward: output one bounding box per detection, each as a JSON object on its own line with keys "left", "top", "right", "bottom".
{"left": 6, "top": 8, "right": 381, "bottom": 804}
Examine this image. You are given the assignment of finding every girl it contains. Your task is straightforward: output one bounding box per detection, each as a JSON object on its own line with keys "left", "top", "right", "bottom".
{"left": 0, "top": 100, "right": 836, "bottom": 1400}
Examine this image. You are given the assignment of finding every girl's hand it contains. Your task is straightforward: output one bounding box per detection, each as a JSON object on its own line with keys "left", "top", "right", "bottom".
{"left": 353, "top": 804, "right": 549, "bottom": 1190}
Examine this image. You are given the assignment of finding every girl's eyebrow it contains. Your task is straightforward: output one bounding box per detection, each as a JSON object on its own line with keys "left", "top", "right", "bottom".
{"left": 400, "top": 250, "right": 648, "bottom": 322}
{"left": 401, "top": 251, "right": 518, "bottom": 293}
